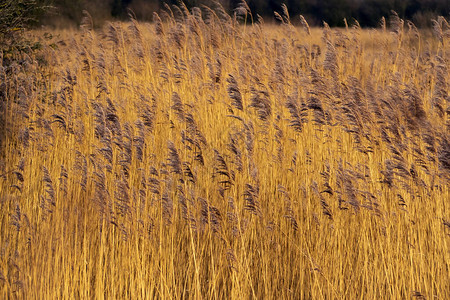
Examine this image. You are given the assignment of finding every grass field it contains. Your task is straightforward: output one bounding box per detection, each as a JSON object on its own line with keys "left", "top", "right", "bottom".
{"left": 1, "top": 5, "right": 449, "bottom": 299}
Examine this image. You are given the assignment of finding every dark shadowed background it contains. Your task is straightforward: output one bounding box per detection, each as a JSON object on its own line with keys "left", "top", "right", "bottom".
{"left": 43, "top": 0, "right": 449, "bottom": 27}
{"left": 1, "top": 0, "right": 449, "bottom": 33}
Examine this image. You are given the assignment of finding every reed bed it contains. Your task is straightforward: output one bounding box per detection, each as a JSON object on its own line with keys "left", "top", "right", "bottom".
{"left": 0, "top": 4, "right": 449, "bottom": 299}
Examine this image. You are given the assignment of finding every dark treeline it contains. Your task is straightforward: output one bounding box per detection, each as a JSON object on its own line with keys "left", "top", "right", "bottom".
{"left": 46, "top": 0, "right": 449, "bottom": 27}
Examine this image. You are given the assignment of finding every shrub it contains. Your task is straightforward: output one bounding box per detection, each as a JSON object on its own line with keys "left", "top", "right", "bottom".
{"left": 0, "top": 0, "right": 49, "bottom": 51}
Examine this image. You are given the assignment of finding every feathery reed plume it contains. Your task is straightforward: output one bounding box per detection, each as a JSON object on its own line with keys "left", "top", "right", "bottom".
{"left": 381, "top": 159, "right": 395, "bottom": 188}
{"left": 389, "top": 144, "right": 410, "bottom": 181}
{"left": 274, "top": 11, "right": 284, "bottom": 24}
{"left": 214, "top": 56, "right": 222, "bottom": 83}
{"left": 148, "top": 177, "right": 160, "bottom": 196}
{"left": 404, "top": 85, "right": 427, "bottom": 129}
{"left": 438, "top": 135, "right": 450, "bottom": 176}
{"left": 238, "top": 1, "right": 252, "bottom": 18}
{"left": 51, "top": 113, "right": 67, "bottom": 132}
{"left": 228, "top": 133, "right": 243, "bottom": 172}
{"left": 181, "top": 127, "right": 199, "bottom": 152}
{"left": 256, "top": 14, "right": 264, "bottom": 26}
{"left": 343, "top": 176, "right": 359, "bottom": 213}
{"left": 42, "top": 166, "right": 56, "bottom": 208}
{"left": 299, "top": 15, "right": 311, "bottom": 35}
{"left": 243, "top": 183, "right": 261, "bottom": 216}
{"left": 75, "top": 151, "right": 88, "bottom": 191}
{"left": 177, "top": 185, "right": 196, "bottom": 230}
{"left": 149, "top": 166, "right": 159, "bottom": 177}
{"left": 17, "top": 158, "right": 24, "bottom": 172}
{"left": 95, "top": 50, "right": 107, "bottom": 78}
{"left": 380, "top": 16, "right": 386, "bottom": 31}
{"left": 226, "top": 197, "right": 240, "bottom": 237}
{"left": 105, "top": 98, "right": 121, "bottom": 136}
{"left": 198, "top": 197, "right": 209, "bottom": 229}
{"left": 105, "top": 22, "right": 121, "bottom": 48}
{"left": 312, "top": 181, "right": 333, "bottom": 220}
{"left": 169, "top": 23, "right": 186, "bottom": 50}
{"left": 162, "top": 187, "right": 173, "bottom": 225}
{"left": 194, "top": 148, "right": 205, "bottom": 166}
{"left": 278, "top": 185, "right": 298, "bottom": 231}
{"left": 80, "top": 10, "right": 93, "bottom": 32}
{"left": 271, "top": 53, "right": 286, "bottom": 85}
{"left": 183, "top": 162, "right": 196, "bottom": 184}
{"left": 171, "top": 4, "right": 185, "bottom": 22}
{"left": 324, "top": 41, "right": 338, "bottom": 79}
{"left": 119, "top": 123, "right": 133, "bottom": 178}
{"left": 201, "top": 4, "right": 217, "bottom": 25}
{"left": 211, "top": 1, "right": 232, "bottom": 24}
{"left": 432, "top": 16, "right": 450, "bottom": 46}
{"left": 235, "top": 0, "right": 253, "bottom": 24}
{"left": 207, "top": 57, "right": 215, "bottom": 84}
{"left": 244, "top": 120, "right": 255, "bottom": 157}
{"left": 320, "top": 163, "right": 333, "bottom": 195}
{"left": 80, "top": 47, "right": 92, "bottom": 74}
{"left": 322, "top": 21, "right": 331, "bottom": 41}
{"left": 114, "top": 176, "right": 130, "bottom": 217}
{"left": 10, "top": 204, "right": 21, "bottom": 232}
{"left": 226, "top": 74, "right": 243, "bottom": 111}
{"left": 167, "top": 141, "right": 182, "bottom": 175}
{"left": 422, "top": 132, "right": 437, "bottom": 164}
{"left": 134, "top": 120, "right": 145, "bottom": 162}
{"left": 162, "top": 3, "right": 175, "bottom": 22}
{"left": 278, "top": 4, "right": 291, "bottom": 25}
{"left": 338, "top": 77, "right": 372, "bottom": 141}
{"left": 177, "top": 0, "right": 190, "bottom": 18}
{"left": 11, "top": 159, "right": 25, "bottom": 192}
{"left": 191, "top": 7, "right": 204, "bottom": 29}
{"left": 352, "top": 19, "right": 361, "bottom": 30}
{"left": 213, "top": 149, "right": 233, "bottom": 189}
{"left": 171, "top": 92, "right": 185, "bottom": 122}
{"left": 185, "top": 113, "right": 208, "bottom": 151}
{"left": 443, "top": 219, "right": 450, "bottom": 235}
{"left": 19, "top": 127, "right": 31, "bottom": 149}
{"left": 249, "top": 83, "right": 272, "bottom": 121}
{"left": 93, "top": 165, "right": 110, "bottom": 216}
{"left": 412, "top": 291, "right": 426, "bottom": 300}
{"left": 336, "top": 162, "right": 360, "bottom": 212}
{"left": 152, "top": 39, "right": 166, "bottom": 63}
{"left": 128, "top": 20, "right": 144, "bottom": 60}
{"left": 431, "top": 56, "right": 447, "bottom": 117}
{"left": 59, "top": 165, "right": 68, "bottom": 197}
{"left": 226, "top": 248, "right": 238, "bottom": 271}
{"left": 407, "top": 20, "right": 420, "bottom": 40}
{"left": 307, "top": 96, "right": 326, "bottom": 125}
{"left": 389, "top": 11, "right": 404, "bottom": 37}
{"left": 41, "top": 117, "right": 55, "bottom": 144}
{"left": 138, "top": 94, "right": 156, "bottom": 132}
{"left": 209, "top": 205, "right": 222, "bottom": 234}
{"left": 98, "top": 128, "right": 113, "bottom": 169}
{"left": 343, "top": 17, "right": 349, "bottom": 31}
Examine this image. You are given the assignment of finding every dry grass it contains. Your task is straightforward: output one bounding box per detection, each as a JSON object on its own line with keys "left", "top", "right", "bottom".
{"left": 0, "top": 6, "right": 449, "bottom": 299}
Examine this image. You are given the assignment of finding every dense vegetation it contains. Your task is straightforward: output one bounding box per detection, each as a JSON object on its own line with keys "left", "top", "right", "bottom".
{"left": 0, "top": 0, "right": 49, "bottom": 50}
{"left": 1, "top": 2, "right": 449, "bottom": 299}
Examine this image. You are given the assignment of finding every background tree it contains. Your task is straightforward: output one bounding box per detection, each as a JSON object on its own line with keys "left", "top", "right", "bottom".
{"left": 0, "top": 0, "right": 50, "bottom": 48}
